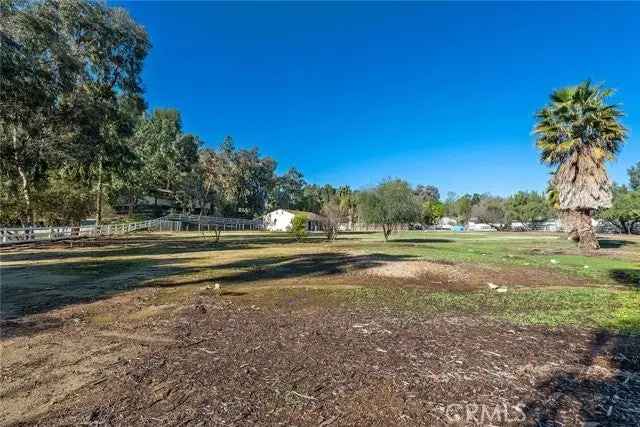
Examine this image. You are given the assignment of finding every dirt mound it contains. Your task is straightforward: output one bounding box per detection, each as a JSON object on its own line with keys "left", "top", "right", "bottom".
{"left": 351, "top": 260, "right": 471, "bottom": 283}
{"left": 348, "top": 256, "right": 589, "bottom": 289}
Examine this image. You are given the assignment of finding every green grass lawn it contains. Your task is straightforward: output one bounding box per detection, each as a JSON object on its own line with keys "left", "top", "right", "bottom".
{"left": 269, "top": 286, "right": 640, "bottom": 334}
{"left": 330, "top": 231, "right": 639, "bottom": 285}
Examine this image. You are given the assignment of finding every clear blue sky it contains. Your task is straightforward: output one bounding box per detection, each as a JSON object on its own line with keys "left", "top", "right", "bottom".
{"left": 114, "top": 1, "right": 639, "bottom": 196}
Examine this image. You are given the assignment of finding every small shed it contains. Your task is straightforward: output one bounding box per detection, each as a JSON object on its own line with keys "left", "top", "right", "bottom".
{"left": 263, "top": 209, "right": 323, "bottom": 232}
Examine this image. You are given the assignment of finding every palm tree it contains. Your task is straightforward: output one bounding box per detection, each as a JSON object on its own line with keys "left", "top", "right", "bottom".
{"left": 535, "top": 81, "right": 627, "bottom": 250}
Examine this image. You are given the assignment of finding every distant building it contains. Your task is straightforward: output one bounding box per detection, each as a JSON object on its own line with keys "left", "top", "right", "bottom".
{"left": 263, "top": 209, "right": 323, "bottom": 232}
{"left": 437, "top": 217, "right": 458, "bottom": 230}
{"left": 466, "top": 222, "right": 496, "bottom": 232}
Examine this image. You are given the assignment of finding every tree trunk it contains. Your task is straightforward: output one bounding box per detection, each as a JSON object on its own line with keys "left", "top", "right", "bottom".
{"left": 619, "top": 220, "right": 630, "bottom": 235}
{"left": 96, "top": 157, "right": 103, "bottom": 226}
{"left": 128, "top": 192, "right": 135, "bottom": 217}
{"left": 16, "top": 164, "right": 32, "bottom": 225}
{"left": 12, "top": 126, "right": 33, "bottom": 225}
{"left": 382, "top": 224, "right": 393, "bottom": 241}
{"left": 561, "top": 210, "right": 580, "bottom": 242}
{"left": 574, "top": 209, "right": 599, "bottom": 251}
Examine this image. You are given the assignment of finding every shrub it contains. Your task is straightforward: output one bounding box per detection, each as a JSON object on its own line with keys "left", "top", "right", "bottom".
{"left": 320, "top": 198, "right": 344, "bottom": 240}
{"left": 290, "top": 213, "right": 308, "bottom": 241}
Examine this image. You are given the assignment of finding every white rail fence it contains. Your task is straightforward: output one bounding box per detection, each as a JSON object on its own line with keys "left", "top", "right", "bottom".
{"left": 166, "top": 213, "right": 263, "bottom": 231}
{"left": 0, "top": 218, "right": 182, "bottom": 245}
{"left": 0, "top": 214, "right": 264, "bottom": 246}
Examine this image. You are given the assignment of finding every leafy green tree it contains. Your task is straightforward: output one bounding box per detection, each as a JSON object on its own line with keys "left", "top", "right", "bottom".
{"left": 628, "top": 161, "right": 640, "bottom": 191}
{"left": 506, "top": 191, "right": 551, "bottom": 224}
{"left": 319, "top": 184, "right": 337, "bottom": 205}
{"left": 598, "top": 186, "right": 640, "bottom": 234}
{"left": 213, "top": 137, "right": 277, "bottom": 217}
{"left": 338, "top": 186, "right": 358, "bottom": 229}
{"left": 415, "top": 185, "right": 440, "bottom": 202}
{"left": 290, "top": 213, "right": 308, "bottom": 241}
{"left": 455, "top": 195, "right": 474, "bottom": 224}
{"left": 535, "top": 81, "right": 627, "bottom": 250}
{"left": 1, "top": 0, "right": 149, "bottom": 226}
{"left": 358, "top": 179, "right": 421, "bottom": 241}
{"left": 422, "top": 200, "right": 444, "bottom": 226}
{"left": 195, "top": 148, "right": 224, "bottom": 216}
{"left": 299, "top": 184, "right": 322, "bottom": 213}
{"left": 272, "top": 167, "right": 306, "bottom": 209}
{"left": 232, "top": 148, "right": 277, "bottom": 217}
{"left": 471, "top": 197, "right": 508, "bottom": 229}
{"left": 36, "top": 172, "right": 94, "bottom": 226}
{"left": 443, "top": 192, "right": 458, "bottom": 218}
{"left": 0, "top": 176, "right": 30, "bottom": 226}
{"left": 44, "top": 1, "right": 150, "bottom": 225}
{"left": 0, "top": 0, "right": 82, "bottom": 224}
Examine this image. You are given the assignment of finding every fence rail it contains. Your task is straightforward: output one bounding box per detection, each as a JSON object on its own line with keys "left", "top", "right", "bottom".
{"left": 0, "top": 214, "right": 265, "bottom": 246}
{"left": 166, "top": 213, "right": 264, "bottom": 231}
{"left": 2, "top": 214, "right": 634, "bottom": 246}
{"left": 0, "top": 218, "right": 181, "bottom": 246}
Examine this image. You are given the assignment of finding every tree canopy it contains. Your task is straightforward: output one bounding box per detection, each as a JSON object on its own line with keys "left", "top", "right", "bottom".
{"left": 598, "top": 187, "right": 640, "bottom": 234}
{"left": 628, "top": 161, "right": 640, "bottom": 192}
{"left": 358, "top": 180, "right": 421, "bottom": 240}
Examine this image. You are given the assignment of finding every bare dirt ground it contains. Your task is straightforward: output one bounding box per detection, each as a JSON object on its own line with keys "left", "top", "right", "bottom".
{"left": 1, "top": 232, "right": 639, "bottom": 426}
{"left": 3, "top": 291, "right": 639, "bottom": 426}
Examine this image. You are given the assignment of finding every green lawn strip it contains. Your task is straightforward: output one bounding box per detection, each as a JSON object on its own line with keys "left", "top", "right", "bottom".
{"left": 267, "top": 286, "right": 640, "bottom": 334}
{"left": 332, "top": 233, "right": 638, "bottom": 285}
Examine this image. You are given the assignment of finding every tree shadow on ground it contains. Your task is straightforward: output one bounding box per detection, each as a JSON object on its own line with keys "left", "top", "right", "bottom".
{"left": 599, "top": 239, "right": 637, "bottom": 249}
{"left": 0, "top": 256, "right": 206, "bottom": 322}
{"left": 0, "top": 249, "right": 414, "bottom": 327}
{"left": 609, "top": 269, "right": 640, "bottom": 288}
{"left": 338, "top": 231, "right": 379, "bottom": 235}
{"left": 165, "top": 252, "right": 418, "bottom": 286}
{"left": 524, "top": 330, "right": 640, "bottom": 425}
{"left": 0, "top": 233, "right": 325, "bottom": 263}
{"left": 391, "top": 238, "right": 455, "bottom": 244}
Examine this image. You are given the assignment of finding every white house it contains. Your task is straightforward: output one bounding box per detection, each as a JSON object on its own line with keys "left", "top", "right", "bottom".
{"left": 263, "top": 209, "right": 323, "bottom": 232}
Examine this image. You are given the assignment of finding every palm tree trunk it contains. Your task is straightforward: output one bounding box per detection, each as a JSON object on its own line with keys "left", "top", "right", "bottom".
{"left": 575, "top": 209, "right": 599, "bottom": 251}
{"left": 561, "top": 210, "right": 580, "bottom": 242}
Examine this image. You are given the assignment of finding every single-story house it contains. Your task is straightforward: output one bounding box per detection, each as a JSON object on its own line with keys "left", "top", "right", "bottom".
{"left": 263, "top": 209, "right": 324, "bottom": 232}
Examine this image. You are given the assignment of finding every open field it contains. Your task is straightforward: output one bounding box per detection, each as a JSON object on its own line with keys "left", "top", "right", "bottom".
{"left": 1, "top": 231, "right": 639, "bottom": 425}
